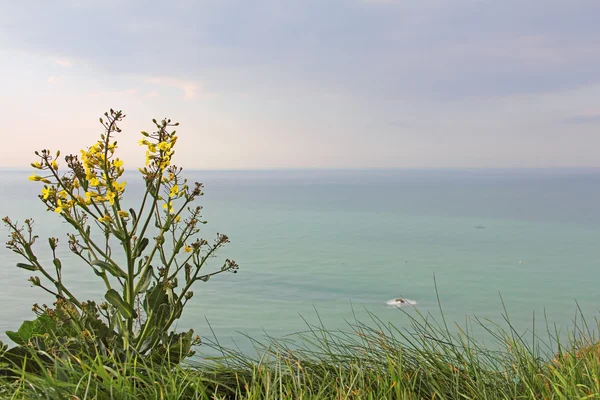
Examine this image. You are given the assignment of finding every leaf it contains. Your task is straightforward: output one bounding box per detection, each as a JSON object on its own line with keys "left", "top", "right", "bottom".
{"left": 91, "top": 260, "right": 126, "bottom": 278}
{"left": 129, "top": 208, "right": 138, "bottom": 225}
{"left": 135, "top": 238, "right": 149, "bottom": 257}
{"left": 135, "top": 265, "right": 154, "bottom": 294}
{"left": 163, "top": 214, "right": 172, "bottom": 231}
{"left": 105, "top": 289, "right": 137, "bottom": 319}
{"left": 16, "top": 263, "right": 38, "bottom": 272}
{"left": 6, "top": 316, "right": 57, "bottom": 345}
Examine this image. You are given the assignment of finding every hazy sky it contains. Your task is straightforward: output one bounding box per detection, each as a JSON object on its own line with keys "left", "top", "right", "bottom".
{"left": 1, "top": 0, "right": 599, "bottom": 169}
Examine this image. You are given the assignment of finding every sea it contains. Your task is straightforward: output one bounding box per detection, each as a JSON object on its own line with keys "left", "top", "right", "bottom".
{"left": 1, "top": 168, "right": 599, "bottom": 354}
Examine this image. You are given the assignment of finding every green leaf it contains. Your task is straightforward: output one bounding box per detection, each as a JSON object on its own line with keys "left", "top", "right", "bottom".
{"left": 163, "top": 214, "right": 172, "bottom": 231}
{"left": 143, "top": 285, "right": 166, "bottom": 315}
{"left": 6, "top": 316, "right": 57, "bottom": 345}
{"left": 91, "top": 260, "right": 126, "bottom": 278}
{"left": 135, "top": 237, "right": 149, "bottom": 257}
{"left": 135, "top": 265, "right": 154, "bottom": 294}
{"left": 129, "top": 208, "right": 138, "bottom": 225}
{"left": 16, "top": 263, "right": 38, "bottom": 272}
{"left": 105, "top": 289, "right": 137, "bottom": 319}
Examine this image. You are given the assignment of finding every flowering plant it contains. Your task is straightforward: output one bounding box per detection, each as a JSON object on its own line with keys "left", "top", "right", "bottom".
{"left": 3, "top": 109, "right": 238, "bottom": 364}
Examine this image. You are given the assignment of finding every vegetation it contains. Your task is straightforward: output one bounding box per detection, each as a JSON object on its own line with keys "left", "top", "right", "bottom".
{"left": 2, "top": 110, "right": 599, "bottom": 398}
{"left": 2, "top": 109, "right": 238, "bottom": 369}
{"left": 0, "top": 305, "right": 598, "bottom": 399}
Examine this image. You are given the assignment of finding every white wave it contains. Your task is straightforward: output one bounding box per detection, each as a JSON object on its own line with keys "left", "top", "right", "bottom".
{"left": 386, "top": 298, "right": 417, "bottom": 307}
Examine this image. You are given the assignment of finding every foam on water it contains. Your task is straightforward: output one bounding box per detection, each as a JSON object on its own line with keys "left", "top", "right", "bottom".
{"left": 386, "top": 298, "right": 417, "bottom": 307}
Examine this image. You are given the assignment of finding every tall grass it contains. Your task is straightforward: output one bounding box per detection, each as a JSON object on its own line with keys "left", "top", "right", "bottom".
{"left": 1, "top": 302, "right": 599, "bottom": 399}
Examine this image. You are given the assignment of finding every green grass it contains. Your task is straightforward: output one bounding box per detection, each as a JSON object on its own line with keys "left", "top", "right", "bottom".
{"left": 1, "top": 304, "right": 600, "bottom": 399}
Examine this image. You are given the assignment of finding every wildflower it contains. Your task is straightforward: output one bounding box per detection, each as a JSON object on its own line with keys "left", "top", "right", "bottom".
{"left": 41, "top": 187, "right": 52, "bottom": 200}
{"left": 105, "top": 191, "right": 116, "bottom": 205}
{"left": 113, "top": 158, "right": 124, "bottom": 168}
{"left": 169, "top": 185, "right": 179, "bottom": 198}
{"left": 98, "top": 214, "right": 111, "bottom": 223}
{"left": 55, "top": 199, "right": 64, "bottom": 214}
{"left": 89, "top": 177, "right": 100, "bottom": 186}
{"left": 28, "top": 173, "right": 41, "bottom": 181}
{"left": 31, "top": 162, "right": 42, "bottom": 169}
{"left": 184, "top": 245, "right": 192, "bottom": 253}
{"left": 157, "top": 141, "right": 170, "bottom": 151}
{"left": 112, "top": 181, "right": 126, "bottom": 192}
{"left": 117, "top": 210, "right": 129, "bottom": 218}
{"left": 175, "top": 215, "right": 181, "bottom": 223}
{"left": 51, "top": 160, "right": 58, "bottom": 169}
{"left": 57, "top": 190, "right": 68, "bottom": 199}
{"left": 138, "top": 139, "right": 149, "bottom": 146}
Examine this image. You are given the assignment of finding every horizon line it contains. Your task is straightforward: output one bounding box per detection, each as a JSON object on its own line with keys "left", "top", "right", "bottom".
{"left": 2, "top": 166, "right": 600, "bottom": 172}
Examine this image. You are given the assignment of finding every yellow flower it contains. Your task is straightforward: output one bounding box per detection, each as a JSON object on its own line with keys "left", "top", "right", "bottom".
{"left": 148, "top": 143, "right": 157, "bottom": 153}
{"left": 184, "top": 245, "right": 192, "bottom": 253}
{"left": 91, "top": 142, "right": 102, "bottom": 153}
{"left": 175, "top": 215, "right": 181, "bottom": 223}
{"left": 28, "top": 173, "right": 41, "bottom": 181}
{"left": 138, "top": 139, "right": 149, "bottom": 146}
{"left": 157, "top": 141, "right": 170, "bottom": 151}
{"left": 98, "top": 214, "right": 111, "bottom": 223}
{"left": 89, "top": 177, "right": 100, "bottom": 186}
{"left": 57, "top": 190, "right": 68, "bottom": 199}
{"left": 41, "top": 187, "right": 52, "bottom": 200}
{"left": 112, "top": 181, "right": 126, "bottom": 192}
{"left": 169, "top": 185, "right": 179, "bottom": 198}
{"left": 72, "top": 179, "right": 80, "bottom": 188}
{"left": 113, "top": 158, "right": 124, "bottom": 168}
{"left": 162, "top": 201, "right": 174, "bottom": 213}
{"left": 31, "top": 162, "right": 42, "bottom": 169}
{"left": 51, "top": 160, "right": 58, "bottom": 169}
{"left": 145, "top": 151, "right": 150, "bottom": 166}
{"left": 117, "top": 210, "right": 129, "bottom": 218}
{"left": 55, "top": 199, "right": 64, "bottom": 214}
{"left": 105, "top": 191, "right": 116, "bottom": 205}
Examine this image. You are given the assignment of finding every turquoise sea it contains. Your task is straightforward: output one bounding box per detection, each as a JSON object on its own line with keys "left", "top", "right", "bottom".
{"left": 1, "top": 169, "right": 599, "bottom": 352}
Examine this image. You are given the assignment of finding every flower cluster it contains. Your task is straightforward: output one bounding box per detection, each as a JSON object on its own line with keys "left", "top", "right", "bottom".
{"left": 28, "top": 111, "right": 128, "bottom": 225}
{"left": 138, "top": 118, "right": 179, "bottom": 172}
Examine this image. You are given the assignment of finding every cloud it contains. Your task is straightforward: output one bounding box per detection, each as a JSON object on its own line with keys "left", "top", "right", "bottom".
{"left": 146, "top": 89, "right": 160, "bottom": 98}
{"left": 55, "top": 58, "right": 72, "bottom": 67}
{"left": 87, "top": 88, "right": 139, "bottom": 98}
{"left": 148, "top": 77, "right": 200, "bottom": 99}
{"left": 47, "top": 75, "right": 63, "bottom": 84}
{"left": 2, "top": 0, "right": 600, "bottom": 101}
{"left": 563, "top": 110, "right": 600, "bottom": 124}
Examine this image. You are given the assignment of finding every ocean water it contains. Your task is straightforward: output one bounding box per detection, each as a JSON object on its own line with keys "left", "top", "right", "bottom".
{"left": 1, "top": 169, "right": 599, "bottom": 352}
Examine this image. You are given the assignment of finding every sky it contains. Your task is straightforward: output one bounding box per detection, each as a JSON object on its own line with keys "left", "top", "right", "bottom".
{"left": 0, "top": 0, "right": 599, "bottom": 169}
